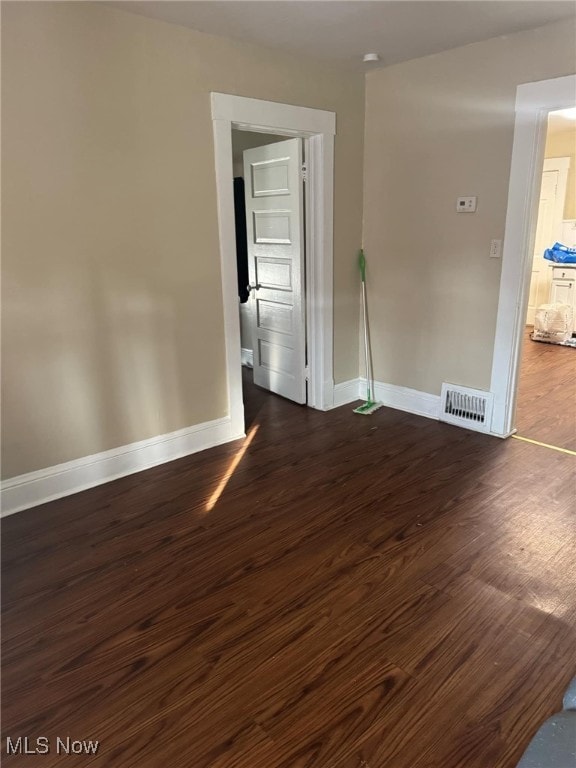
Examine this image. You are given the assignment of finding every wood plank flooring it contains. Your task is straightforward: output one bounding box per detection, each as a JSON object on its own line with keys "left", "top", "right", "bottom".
{"left": 2, "top": 369, "right": 575, "bottom": 767}
{"left": 515, "top": 327, "right": 576, "bottom": 451}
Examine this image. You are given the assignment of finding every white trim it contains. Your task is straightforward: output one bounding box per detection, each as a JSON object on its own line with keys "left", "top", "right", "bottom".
{"left": 306, "top": 132, "right": 335, "bottom": 409}
{"left": 366, "top": 379, "right": 441, "bottom": 421}
{"left": 212, "top": 118, "right": 246, "bottom": 439}
{"left": 211, "top": 93, "right": 336, "bottom": 136}
{"left": 490, "top": 75, "right": 576, "bottom": 437}
{"left": 332, "top": 379, "right": 362, "bottom": 408}
{"left": 1, "top": 417, "right": 243, "bottom": 517}
{"left": 241, "top": 348, "right": 254, "bottom": 367}
{"left": 331, "top": 378, "right": 440, "bottom": 420}
{"left": 211, "top": 93, "right": 336, "bottom": 424}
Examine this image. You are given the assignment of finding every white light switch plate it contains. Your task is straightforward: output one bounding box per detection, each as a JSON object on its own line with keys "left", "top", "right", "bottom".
{"left": 456, "top": 196, "right": 477, "bottom": 212}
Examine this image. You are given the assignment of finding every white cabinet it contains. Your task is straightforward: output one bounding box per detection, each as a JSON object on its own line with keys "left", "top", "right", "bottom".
{"left": 550, "top": 278, "right": 575, "bottom": 306}
{"left": 549, "top": 265, "right": 576, "bottom": 333}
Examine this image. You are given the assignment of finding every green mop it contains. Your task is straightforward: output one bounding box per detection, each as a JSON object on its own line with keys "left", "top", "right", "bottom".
{"left": 354, "top": 249, "right": 383, "bottom": 415}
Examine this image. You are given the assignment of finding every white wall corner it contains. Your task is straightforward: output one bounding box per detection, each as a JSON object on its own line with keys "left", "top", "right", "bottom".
{"left": 1, "top": 416, "right": 244, "bottom": 517}
{"left": 332, "top": 378, "right": 361, "bottom": 408}
{"left": 361, "top": 378, "right": 441, "bottom": 420}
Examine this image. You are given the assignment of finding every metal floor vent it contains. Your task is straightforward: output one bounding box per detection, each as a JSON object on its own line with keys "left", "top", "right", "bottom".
{"left": 440, "top": 384, "right": 494, "bottom": 434}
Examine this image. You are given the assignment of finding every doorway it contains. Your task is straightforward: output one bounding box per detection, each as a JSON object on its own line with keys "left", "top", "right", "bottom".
{"left": 490, "top": 74, "right": 576, "bottom": 440}
{"left": 231, "top": 129, "right": 307, "bottom": 427}
{"left": 211, "top": 93, "right": 336, "bottom": 439}
{"left": 231, "top": 130, "right": 286, "bottom": 369}
{"left": 514, "top": 109, "right": 575, "bottom": 451}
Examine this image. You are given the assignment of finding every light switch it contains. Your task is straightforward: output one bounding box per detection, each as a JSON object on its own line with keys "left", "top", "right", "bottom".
{"left": 456, "top": 197, "right": 477, "bottom": 212}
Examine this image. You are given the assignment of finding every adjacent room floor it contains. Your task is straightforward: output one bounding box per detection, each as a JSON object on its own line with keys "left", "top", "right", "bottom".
{"left": 2, "top": 377, "right": 575, "bottom": 768}
{"left": 515, "top": 327, "right": 576, "bottom": 451}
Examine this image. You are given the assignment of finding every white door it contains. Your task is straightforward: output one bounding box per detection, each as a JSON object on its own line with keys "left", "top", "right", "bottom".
{"left": 243, "top": 138, "right": 306, "bottom": 403}
{"left": 527, "top": 170, "right": 559, "bottom": 325}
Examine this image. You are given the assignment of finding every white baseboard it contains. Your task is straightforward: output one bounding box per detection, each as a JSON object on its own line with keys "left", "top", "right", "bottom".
{"left": 364, "top": 378, "right": 441, "bottom": 420}
{"left": 1, "top": 416, "right": 244, "bottom": 517}
{"left": 332, "top": 378, "right": 362, "bottom": 408}
{"left": 333, "top": 378, "right": 440, "bottom": 420}
{"left": 241, "top": 348, "right": 253, "bottom": 367}
{"left": 0, "top": 379, "right": 445, "bottom": 517}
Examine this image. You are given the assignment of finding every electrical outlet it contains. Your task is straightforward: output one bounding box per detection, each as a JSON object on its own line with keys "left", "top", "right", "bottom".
{"left": 456, "top": 196, "right": 477, "bottom": 212}
{"left": 490, "top": 239, "right": 502, "bottom": 258}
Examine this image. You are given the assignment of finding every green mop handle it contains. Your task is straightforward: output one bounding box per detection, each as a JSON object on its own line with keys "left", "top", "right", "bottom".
{"left": 359, "top": 248, "right": 366, "bottom": 283}
{"left": 358, "top": 249, "right": 372, "bottom": 401}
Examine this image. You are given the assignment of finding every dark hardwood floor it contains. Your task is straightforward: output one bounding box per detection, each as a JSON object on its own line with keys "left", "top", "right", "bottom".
{"left": 515, "top": 327, "right": 576, "bottom": 451}
{"left": 2, "top": 368, "right": 575, "bottom": 767}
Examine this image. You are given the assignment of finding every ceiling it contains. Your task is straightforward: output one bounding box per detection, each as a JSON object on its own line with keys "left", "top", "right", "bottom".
{"left": 108, "top": 1, "right": 576, "bottom": 71}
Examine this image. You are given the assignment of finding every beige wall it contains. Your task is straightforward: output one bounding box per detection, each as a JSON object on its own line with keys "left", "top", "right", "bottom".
{"left": 363, "top": 20, "right": 576, "bottom": 395}
{"left": 546, "top": 114, "right": 576, "bottom": 220}
{"left": 1, "top": 2, "right": 364, "bottom": 478}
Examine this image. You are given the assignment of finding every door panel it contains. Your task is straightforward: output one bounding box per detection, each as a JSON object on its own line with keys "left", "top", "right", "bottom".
{"left": 255, "top": 258, "right": 292, "bottom": 290}
{"left": 257, "top": 300, "right": 293, "bottom": 335}
{"left": 251, "top": 160, "right": 291, "bottom": 196}
{"left": 253, "top": 211, "right": 292, "bottom": 243}
{"left": 258, "top": 339, "right": 296, "bottom": 376}
{"left": 244, "top": 138, "right": 306, "bottom": 404}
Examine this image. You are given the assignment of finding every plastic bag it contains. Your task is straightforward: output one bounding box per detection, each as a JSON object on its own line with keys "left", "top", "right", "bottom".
{"left": 533, "top": 302, "right": 573, "bottom": 343}
{"left": 543, "top": 242, "right": 576, "bottom": 263}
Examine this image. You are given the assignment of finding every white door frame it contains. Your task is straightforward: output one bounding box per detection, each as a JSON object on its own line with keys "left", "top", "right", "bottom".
{"left": 490, "top": 74, "right": 576, "bottom": 438}
{"left": 211, "top": 93, "right": 336, "bottom": 437}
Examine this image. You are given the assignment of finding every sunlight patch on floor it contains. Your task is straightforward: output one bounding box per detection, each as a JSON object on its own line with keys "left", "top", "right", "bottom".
{"left": 512, "top": 435, "right": 576, "bottom": 456}
{"left": 204, "top": 424, "right": 260, "bottom": 513}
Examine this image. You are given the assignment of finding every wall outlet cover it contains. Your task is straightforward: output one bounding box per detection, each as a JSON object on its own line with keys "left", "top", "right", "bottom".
{"left": 490, "top": 239, "right": 502, "bottom": 258}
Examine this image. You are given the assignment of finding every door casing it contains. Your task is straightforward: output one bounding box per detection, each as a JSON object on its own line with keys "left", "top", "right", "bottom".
{"left": 490, "top": 74, "right": 576, "bottom": 438}
{"left": 211, "top": 93, "right": 336, "bottom": 438}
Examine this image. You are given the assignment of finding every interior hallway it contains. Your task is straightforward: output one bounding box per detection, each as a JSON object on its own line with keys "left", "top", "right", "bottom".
{"left": 2, "top": 387, "right": 575, "bottom": 767}
{"left": 515, "top": 329, "right": 576, "bottom": 452}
